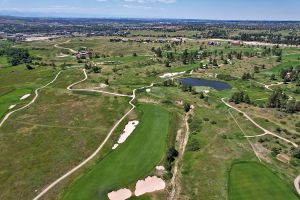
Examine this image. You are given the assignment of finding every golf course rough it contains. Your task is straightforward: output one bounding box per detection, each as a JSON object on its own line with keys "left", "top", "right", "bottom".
{"left": 229, "top": 161, "right": 299, "bottom": 200}
{"left": 61, "top": 104, "right": 170, "bottom": 200}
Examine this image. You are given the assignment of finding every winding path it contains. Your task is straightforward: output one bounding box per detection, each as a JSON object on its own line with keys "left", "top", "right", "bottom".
{"left": 0, "top": 71, "right": 62, "bottom": 128}
{"left": 33, "top": 69, "right": 155, "bottom": 200}
{"left": 221, "top": 98, "right": 298, "bottom": 148}
{"left": 54, "top": 40, "right": 78, "bottom": 54}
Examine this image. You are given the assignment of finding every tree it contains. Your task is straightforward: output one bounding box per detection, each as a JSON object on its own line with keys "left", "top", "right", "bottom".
{"left": 26, "top": 64, "right": 34, "bottom": 70}
{"left": 92, "top": 66, "right": 101, "bottom": 73}
{"left": 270, "top": 74, "right": 276, "bottom": 80}
{"left": 242, "top": 72, "right": 252, "bottom": 80}
{"left": 276, "top": 56, "right": 282, "bottom": 62}
{"left": 266, "top": 89, "right": 289, "bottom": 110}
{"left": 184, "top": 102, "right": 191, "bottom": 113}
{"left": 7, "top": 48, "right": 31, "bottom": 66}
{"left": 133, "top": 52, "right": 137, "bottom": 57}
{"left": 199, "top": 92, "right": 205, "bottom": 99}
{"left": 254, "top": 66, "right": 260, "bottom": 73}
{"left": 230, "top": 91, "right": 251, "bottom": 104}
{"left": 212, "top": 59, "right": 218, "bottom": 66}
{"left": 292, "top": 148, "right": 300, "bottom": 159}
{"left": 165, "top": 60, "right": 171, "bottom": 68}
{"left": 167, "top": 147, "right": 179, "bottom": 162}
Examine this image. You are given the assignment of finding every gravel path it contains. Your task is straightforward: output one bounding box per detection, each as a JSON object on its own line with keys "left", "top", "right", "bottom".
{"left": 54, "top": 40, "right": 78, "bottom": 54}
{"left": 222, "top": 98, "right": 298, "bottom": 148}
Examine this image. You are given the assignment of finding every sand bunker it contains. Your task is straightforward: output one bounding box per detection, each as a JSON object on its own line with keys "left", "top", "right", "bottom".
{"left": 8, "top": 105, "right": 16, "bottom": 110}
{"left": 108, "top": 188, "right": 132, "bottom": 200}
{"left": 118, "top": 121, "right": 139, "bottom": 144}
{"left": 112, "top": 121, "right": 139, "bottom": 149}
{"left": 20, "top": 94, "right": 31, "bottom": 100}
{"left": 155, "top": 166, "right": 165, "bottom": 171}
{"left": 159, "top": 71, "right": 186, "bottom": 78}
{"left": 56, "top": 53, "right": 69, "bottom": 58}
{"left": 134, "top": 176, "right": 166, "bottom": 196}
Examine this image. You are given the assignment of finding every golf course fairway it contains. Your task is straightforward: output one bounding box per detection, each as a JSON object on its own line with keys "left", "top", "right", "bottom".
{"left": 61, "top": 104, "right": 170, "bottom": 200}
{"left": 229, "top": 162, "right": 299, "bottom": 200}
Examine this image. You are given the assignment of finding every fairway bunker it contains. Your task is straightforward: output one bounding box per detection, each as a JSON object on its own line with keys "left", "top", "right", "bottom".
{"left": 108, "top": 188, "right": 132, "bottom": 200}
{"left": 20, "top": 94, "right": 31, "bottom": 100}
{"left": 8, "top": 105, "right": 16, "bottom": 110}
{"left": 112, "top": 120, "right": 139, "bottom": 149}
{"left": 134, "top": 176, "right": 166, "bottom": 196}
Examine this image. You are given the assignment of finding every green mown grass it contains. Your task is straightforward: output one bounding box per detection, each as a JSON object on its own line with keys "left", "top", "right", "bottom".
{"left": 229, "top": 162, "right": 299, "bottom": 200}
{"left": 0, "top": 88, "right": 32, "bottom": 118}
{"left": 61, "top": 104, "right": 170, "bottom": 200}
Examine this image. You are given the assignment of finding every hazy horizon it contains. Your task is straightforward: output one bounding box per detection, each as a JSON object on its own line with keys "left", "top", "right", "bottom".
{"left": 0, "top": 0, "right": 300, "bottom": 21}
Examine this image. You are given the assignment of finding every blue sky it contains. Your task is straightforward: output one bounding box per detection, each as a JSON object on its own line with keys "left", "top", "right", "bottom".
{"left": 0, "top": 0, "right": 300, "bottom": 20}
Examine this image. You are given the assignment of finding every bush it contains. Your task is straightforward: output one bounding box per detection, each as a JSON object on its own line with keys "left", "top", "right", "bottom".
{"left": 203, "top": 117, "right": 210, "bottom": 121}
{"left": 184, "top": 102, "right": 191, "bottom": 113}
{"left": 167, "top": 147, "right": 179, "bottom": 162}
{"left": 186, "top": 139, "right": 200, "bottom": 152}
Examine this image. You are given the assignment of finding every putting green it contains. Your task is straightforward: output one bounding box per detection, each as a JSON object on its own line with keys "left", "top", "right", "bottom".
{"left": 62, "top": 104, "right": 170, "bottom": 200}
{"left": 229, "top": 162, "right": 299, "bottom": 200}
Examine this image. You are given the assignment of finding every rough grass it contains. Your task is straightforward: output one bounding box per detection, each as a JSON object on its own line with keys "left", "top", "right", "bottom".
{"left": 61, "top": 104, "right": 170, "bottom": 200}
{"left": 181, "top": 99, "right": 257, "bottom": 200}
{"left": 229, "top": 162, "right": 299, "bottom": 200}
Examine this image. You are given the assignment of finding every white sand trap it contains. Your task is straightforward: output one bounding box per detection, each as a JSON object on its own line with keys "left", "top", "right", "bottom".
{"left": 146, "top": 89, "right": 151, "bottom": 93}
{"left": 108, "top": 188, "right": 132, "bottom": 200}
{"left": 8, "top": 105, "right": 16, "bottom": 110}
{"left": 159, "top": 71, "right": 186, "bottom": 78}
{"left": 134, "top": 176, "right": 166, "bottom": 196}
{"left": 155, "top": 166, "right": 165, "bottom": 171}
{"left": 112, "top": 144, "right": 119, "bottom": 150}
{"left": 118, "top": 121, "right": 139, "bottom": 144}
{"left": 57, "top": 53, "right": 69, "bottom": 58}
{"left": 20, "top": 94, "right": 31, "bottom": 100}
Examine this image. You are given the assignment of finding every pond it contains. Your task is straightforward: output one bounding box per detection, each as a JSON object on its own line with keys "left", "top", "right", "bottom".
{"left": 180, "top": 77, "right": 231, "bottom": 91}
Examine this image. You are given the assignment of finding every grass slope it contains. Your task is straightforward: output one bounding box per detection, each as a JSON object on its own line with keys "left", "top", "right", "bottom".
{"left": 62, "top": 104, "right": 170, "bottom": 200}
{"left": 229, "top": 162, "right": 299, "bottom": 200}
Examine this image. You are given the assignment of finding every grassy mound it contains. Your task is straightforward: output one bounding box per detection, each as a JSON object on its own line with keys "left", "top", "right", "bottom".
{"left": 62, "top": 104, "right": 170, "bottom": 200}
{"left": 229, "top": 161, "right": 299, "bottom": 200}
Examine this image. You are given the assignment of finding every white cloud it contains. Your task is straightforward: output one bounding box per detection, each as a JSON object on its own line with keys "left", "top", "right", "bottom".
{"left": 123, "top": 4, "right": 152, "bottom": 9}
{"left": 124, "top": 0, "right": 176, "bottom": 3}
{"left": 96, "top": 0, "right": 176, "bottom": 4}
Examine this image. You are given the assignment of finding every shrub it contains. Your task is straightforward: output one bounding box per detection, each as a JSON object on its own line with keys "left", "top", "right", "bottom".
{"left": 186, "top": 139, "right": 200, "bottom": 152}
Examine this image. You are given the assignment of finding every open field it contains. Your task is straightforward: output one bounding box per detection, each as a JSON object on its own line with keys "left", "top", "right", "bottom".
{"left": 61, "top": 104, "right": 170, "bottom": 200}
{"left": 229, "top": 162, "right": 299, "bottom": 200}
{"left": 0, "top": 30, "right": 300, "bottom": 200}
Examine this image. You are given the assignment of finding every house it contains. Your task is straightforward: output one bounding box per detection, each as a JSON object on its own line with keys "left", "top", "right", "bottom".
{"left": 171, "top": 37, "right": 183, "bottom": 45}
{"left": 76, "top": 48, "right": 92, "bottom": 59}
